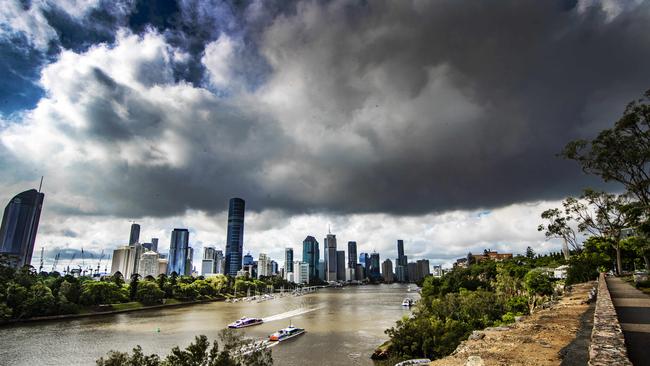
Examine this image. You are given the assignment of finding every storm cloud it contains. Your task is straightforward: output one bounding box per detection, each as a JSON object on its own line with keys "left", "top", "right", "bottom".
{"left": 2, "top": 0, "right": 650, "bottom": 220}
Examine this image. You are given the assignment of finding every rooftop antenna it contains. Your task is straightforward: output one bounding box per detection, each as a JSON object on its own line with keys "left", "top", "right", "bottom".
{"left": 38, "top": 176, "right": 43, "bottom": 192}
{"left": 328, "top": 224, "right": 331, "bottom": 234}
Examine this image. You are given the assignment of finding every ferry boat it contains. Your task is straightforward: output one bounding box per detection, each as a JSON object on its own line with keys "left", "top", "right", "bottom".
{"left": 401, "top": 298, "right": 415, "bottom": 307}
{"left": 268, "top": 324, "right": 306, "bottom": 342}
{"left": 228, "top": 317, "right": 264, "bottom": 329}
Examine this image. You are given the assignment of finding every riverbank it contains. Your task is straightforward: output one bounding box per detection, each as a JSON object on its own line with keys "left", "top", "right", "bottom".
{"left": 0, "top": 296, "right": 225, "bottom": 325}
{"left": 427, "top": 281, "right": 594, "bottom": 366}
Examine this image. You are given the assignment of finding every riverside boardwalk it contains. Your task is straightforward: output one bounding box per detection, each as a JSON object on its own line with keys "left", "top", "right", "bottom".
{"left": 606, "top": 277, "right": 650, "bottom": 366}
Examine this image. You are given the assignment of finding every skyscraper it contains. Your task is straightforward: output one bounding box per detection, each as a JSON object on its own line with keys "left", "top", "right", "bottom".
{"left": 225, "top": 198, "right": 245, "bottom": 276}
{"left": 129, "top": 223, "right": 140, "bottom": 245}
{"left": 168, "top": 228, "right": 190, "bottom": 275}
{"left": 347, "top": 241, "right": 357, "bottom": 269}
{"left": 139, "top": 251, "right": 160, "bottom": 278}
{"left": 215, "top": 250, "right": 225, "bottom": 274}
{"left": 324, "top": 233, "right": 337, "bottom": 282}
{"left": 0, "top": 189, "right": 44, "bottom": 268}
{"left": 336, "top": 250, "right": 346, "bottom": 281}
{"left": 359, "top": 252, "right": 369, "bottom": 279}
{"left": 151, "top": 238, "right": 159, "bottom": 252}
{"left": 285, "top": 248, "right": 294, "bottom": 276}
{"left": 369, "top": 252, "right": 381, "bottom": 281}
{"left": 395, "top": 239, "right": 408, "bottom": 283}
{"left": 302, "top": 236, "right": 319, "bottom": 282}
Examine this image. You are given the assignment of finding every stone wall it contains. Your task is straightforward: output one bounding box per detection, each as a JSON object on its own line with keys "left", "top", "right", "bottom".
{"left": 588, "top": 273, "right": 632, "bottom": 366}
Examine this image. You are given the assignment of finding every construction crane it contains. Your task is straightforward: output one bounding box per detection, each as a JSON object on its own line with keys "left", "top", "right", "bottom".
{"left": 38, "top": 247, "right": 44, "bottom": 273}
{"left": 52, "top": 252, "right": 60, "bottom": 272}
{"left": 65, "top": 253, "right": 76, "bottom": 275}
{"left": 94, "top": 250, "right": 105, "bottom": 277}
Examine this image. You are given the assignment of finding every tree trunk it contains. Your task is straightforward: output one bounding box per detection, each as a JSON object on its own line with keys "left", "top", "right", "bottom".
{"left": 644, "top": 255, "right": 650, "bottom": 272}
{"left": 616, "top": 244, "right": 623, "bottom": 276}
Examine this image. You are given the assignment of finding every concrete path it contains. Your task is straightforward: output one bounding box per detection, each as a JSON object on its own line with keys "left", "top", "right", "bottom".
{"left": 606, "top": 276, "right": 650, "bottom": 366}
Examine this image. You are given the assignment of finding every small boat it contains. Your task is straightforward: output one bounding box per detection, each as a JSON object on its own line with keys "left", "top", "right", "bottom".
{"left": 402, "top": 298, "right": 415, "bottom": 307}
{"left": 228, "top": 317, "right": 264, "bottom": 329}
{"left": 268, "top": 324, "right": 305, "bottom": 342}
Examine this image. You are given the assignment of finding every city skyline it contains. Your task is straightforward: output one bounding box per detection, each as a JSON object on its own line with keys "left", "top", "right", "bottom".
{"left": 2, "top": 0, "right": 646, "bottom": 270}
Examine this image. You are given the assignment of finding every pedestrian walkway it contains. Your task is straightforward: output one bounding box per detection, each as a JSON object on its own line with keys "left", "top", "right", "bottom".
{"left": 605, "top": 276, "right": 650, "bottom": 366}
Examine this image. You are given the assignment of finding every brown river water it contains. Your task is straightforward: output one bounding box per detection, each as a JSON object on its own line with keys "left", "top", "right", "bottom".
{"left": 0, "top": 283, "right": 418, "bottom": 365}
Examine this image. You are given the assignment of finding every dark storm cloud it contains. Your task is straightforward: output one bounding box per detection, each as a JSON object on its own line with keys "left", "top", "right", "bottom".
{"left": 2, "top": 0, "right": 650, "bottom": 218}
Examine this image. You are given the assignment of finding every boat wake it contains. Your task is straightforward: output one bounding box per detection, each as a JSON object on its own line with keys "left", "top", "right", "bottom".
{"left": 262, "top": 306, "right": 322, "bottom": 323}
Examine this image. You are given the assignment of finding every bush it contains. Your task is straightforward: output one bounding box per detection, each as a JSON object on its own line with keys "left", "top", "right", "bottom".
{"left": 566, "top": 253, "right": 606, "bottom": 285}
{"left": 136, "top": 281, "right": 164, "bottom": 305}
{"left": 505, "top": 295, "right": 529, "bottom": 314}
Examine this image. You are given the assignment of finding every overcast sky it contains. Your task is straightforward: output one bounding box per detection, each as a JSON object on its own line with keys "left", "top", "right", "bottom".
{"left": 1, "top": 0, "right": 649, "bottom": 270}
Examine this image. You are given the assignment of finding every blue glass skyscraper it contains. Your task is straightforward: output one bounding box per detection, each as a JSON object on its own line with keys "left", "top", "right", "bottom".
{"left": 0, "top": 189, "right": 44, "bottom": 268}
{"left": 302, "top": 235, "right": 319, "bottom": 282}
{"left": 168, "top": 228, "right": 190, "bottom": 275}
{"left": 225, "top": 197, "right": 245, "bottom": 276}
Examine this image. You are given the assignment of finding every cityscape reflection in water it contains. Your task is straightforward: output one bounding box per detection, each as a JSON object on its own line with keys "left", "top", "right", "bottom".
{"left": 0, "top": 284, "right": 418, "bottom": 366}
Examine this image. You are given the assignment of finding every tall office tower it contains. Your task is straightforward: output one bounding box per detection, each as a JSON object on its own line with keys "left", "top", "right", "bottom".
{"left": 215, "top": 250, "right": 225, "bottom": 274}
{"left": 369, "top": 252, "right": 381, "bottom": 280}
{"left": 258, "top": 253, "right": 269, "bottom": 278}
{"left": 139, "top": 251, "right": 160, "bottom": 277}
{"left": 347, "top": 241, "right": 357, "bottom": 269}
{"left": 395, "top": 239, "right": 408, "bottom": 282}
{"left": 132, "top": 243, "right": 143, "bottom": 275}
{"left": 432, "top": 264, "right": 442, "bottom": 277}
{"left": 151, "top": 238, "right": 159, "bottom": 252}
{"left": 243, "top": 252, "right": 254, "bottom": 266}
{"left": 382, "top": 259, "right": 394, "bottom": 283}
{"left": 204, "top": 246, "right": 216, "bottom": 260}
{"left": 0, "top": 189, "right": 44, "bottom": 268}
{"left": 168, "top": 228, "right": 189, "bottom": 275}
{"left": 285, "top": 248, "right": 294, "bottom": 275}
{"left": 271, "top": 260, "right": 278, "bottom": 275}
{"left": 324, "top": 233, "right": 337, "bottom": 281}
{"left": 302, "top": 236, "right": 320, "bottom": 282}
{"left": 129, "top": 223, "right": 140, "bottom": 245}
{"left": 225, "top": 198, "right": 245, "bottom": 276}
{"left": 336, "top": 250, "right": 346, "bottom": 281}
{"left": 142, "top": 242, "right": 153, "bottom": 251}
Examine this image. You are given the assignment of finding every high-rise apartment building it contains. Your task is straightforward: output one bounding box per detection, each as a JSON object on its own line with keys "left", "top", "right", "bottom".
{"left": 0, "top": 189, "right": 44, "bottom": 268}
{"left": 168, "top": 228, "right": 190, "bottom": 275}
{"left": 302, "top": 236, "right": 319, "bottom": 282}
{"left": 258, "top": 253, "right": 269, "bottom": 278}
{"left": 139, "top": 251, "right": 160, "bottom": 277}
{"left": 225, "top": 198, "right": 245, "bottom": 276}
{"left": 382, "top": 258, "right": 394, "bottom": 283}
{"left": 129, "top": 223, "right": 140, "bottom": 245}
{"left": 324, "top": 233, "right": 337, "bottom": 282}
{"left": 215, "top": 250, "right": 224, "bottom": 274}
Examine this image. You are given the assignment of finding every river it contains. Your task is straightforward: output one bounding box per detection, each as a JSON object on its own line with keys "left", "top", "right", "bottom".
{"left": 0, "top": 284, "right": 418, "bottom": 365}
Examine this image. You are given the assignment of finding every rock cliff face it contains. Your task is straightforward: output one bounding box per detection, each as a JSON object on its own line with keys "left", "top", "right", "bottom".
{"left": 429, "top": 282, "right": 595, "bottom": 366}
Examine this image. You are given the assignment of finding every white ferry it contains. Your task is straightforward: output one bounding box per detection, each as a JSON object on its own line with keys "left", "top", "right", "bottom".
{"left": 268, "top": 324, "right": 306, "bottom": 342}
{"left": 228, "top": 317, "right": 264, "bottom": 329}
{"left": 401, "top": 298, "right": 415, "bottom": 307}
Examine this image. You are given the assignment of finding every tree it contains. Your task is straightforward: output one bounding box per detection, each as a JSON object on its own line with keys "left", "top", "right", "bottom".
{"left": 562, "top": 90, "right": 650, "bottom": 207}
{"left": 538, "top": 207, "right": 578, "bottom": 259}
{"left": 80, "top": 281, "right": 127, "bottom": 305}
{"left": 97, "top": 330, "right": 273, "bottom": 366}
{"left": 23, "top": 283, "right": 55, "bottom": 317}
{"left": 524, "top": 270, "right": 553, "bottom": 313}
{"left": 129, "top": 274, "right": 141, "bottom": 301}
{"left": 112, "top": 272, "right": 125, "bottom": 287}
{"left": 525, "top": 246, "right": 535, "bottom": 259}
{"left": 136, "top": 281, "right": 164, "bottom": 305}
